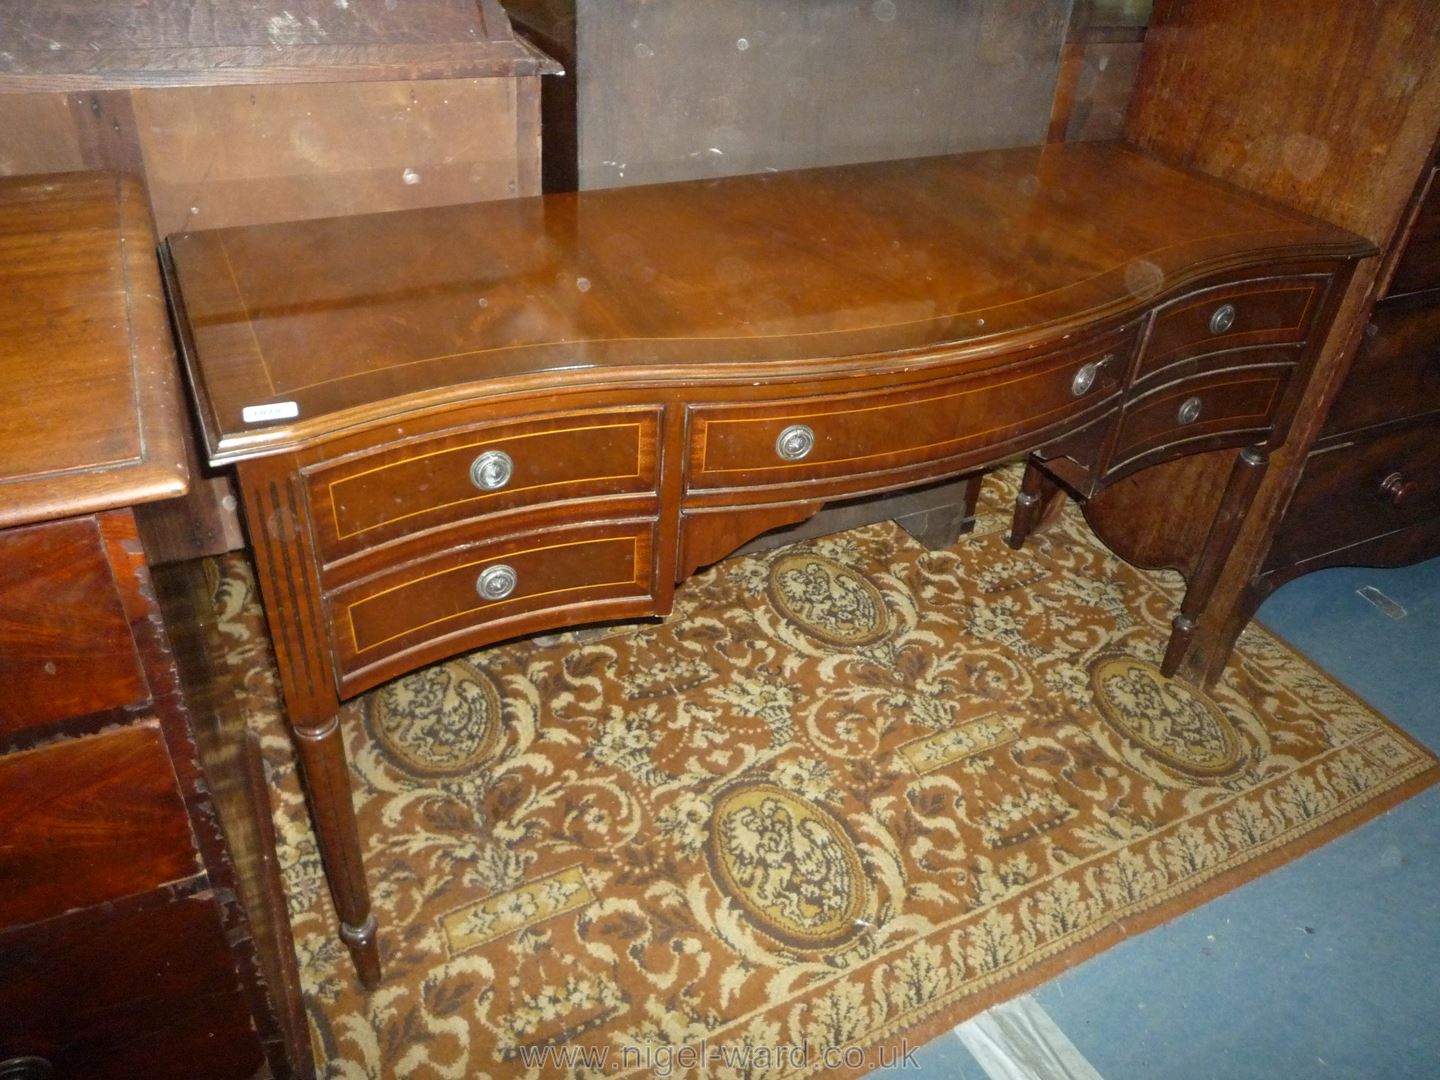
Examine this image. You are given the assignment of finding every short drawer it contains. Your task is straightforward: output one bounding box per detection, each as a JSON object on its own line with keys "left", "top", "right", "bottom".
{"left": 1138, "top": 274, "right": 1328, "bottom": 381}
{"left": 686, "top": 326, "right": 1137, "bottom": 493}
{"left": 0, "top": 889, "right": 264, "bottom": 1080}
{"left": 0, "top": 517, "right": 148, "bottom": 739}
{"left": 1107, "top": 365, "right": 1292, "bottom": 477}
{"left": 0, "top": 723, "right": 200, "bottom": 930}
{"left": 305, "top": 407, "right": 662, "bottom": 564}
{"left": 1269, "top": 419, "right": 1440, "bottom": 568}
{"left": 1388, "top": 168, "right": 1439, "bottom": 298}
{"left": 1325, "top": 302, "right": 1440, "bottom": 436}
{"left": 328, "top": 519, "right": 658, "bottom": 690}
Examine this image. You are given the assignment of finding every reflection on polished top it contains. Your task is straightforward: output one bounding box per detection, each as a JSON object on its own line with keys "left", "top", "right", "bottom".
{"left": 164, "top": 141, "right": 1371, "bottom": 463}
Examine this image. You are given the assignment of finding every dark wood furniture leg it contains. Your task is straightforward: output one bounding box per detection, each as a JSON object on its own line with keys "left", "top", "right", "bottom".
{"left": 1008, "top": 460, "right": 1064, "bottom": 549}
{"left": 239, "top": 463, "right": 382, "bottom": 989}
{"left": 291, "top": 712, "right": 381, "bottom": 989}
{"left": 1161, "top": 446, "right": 1270, "bottom": 676}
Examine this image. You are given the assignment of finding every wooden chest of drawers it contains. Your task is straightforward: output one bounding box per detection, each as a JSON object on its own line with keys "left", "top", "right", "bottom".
{"left": 1258, "top": 145, "right": 1440, "bottom": 589}
{"left": 0, "top": 174, "right": 307, "bottom": 1079}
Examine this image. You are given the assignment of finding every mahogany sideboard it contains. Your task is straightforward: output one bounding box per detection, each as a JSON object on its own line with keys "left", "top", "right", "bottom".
{"left": 161, "top": 141, "right": 1373, "bottom": 986}
{"left": 0, "top": 174, "right": 308, "bottom": 1077}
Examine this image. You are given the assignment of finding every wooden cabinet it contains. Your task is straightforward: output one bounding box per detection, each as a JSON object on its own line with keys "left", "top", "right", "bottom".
{"left": 0, "top": 174, "right": 309, "bottom": 1079}
{"left": 1259, "top": 141, "right": 1440, "bottom": 588}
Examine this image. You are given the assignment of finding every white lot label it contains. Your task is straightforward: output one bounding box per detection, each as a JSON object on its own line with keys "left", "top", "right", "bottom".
{"left": 241, "top": 401, "right": 300, "bottom": 423}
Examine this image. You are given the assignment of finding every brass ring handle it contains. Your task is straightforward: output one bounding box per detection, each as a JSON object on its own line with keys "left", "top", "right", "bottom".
{"left": 775, "top": 424, "right": 816, "bottom": 461}
{"left": 1378, "top": 471, "right": 1418, "bottom": 508}
{"left": 1209, "top": 303, "right": 1237, "bottom": 335}
{"left": 1176, "top": 396, "right": 1203, "bottom": 425}
{"left": 469, "top": 449, "right": 514, "bottom": 491}
{"left": 476, "top": 563, "right": 518, "bottom": 601}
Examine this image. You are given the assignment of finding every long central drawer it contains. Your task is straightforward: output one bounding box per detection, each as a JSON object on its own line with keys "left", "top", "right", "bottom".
{"left": 684, "top": 324, "right": 1139, "bottom": 496}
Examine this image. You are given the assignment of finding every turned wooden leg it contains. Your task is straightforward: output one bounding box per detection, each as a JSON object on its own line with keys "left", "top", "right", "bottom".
{"left": 1008, "top": 460, "right": 1064, "bottom": 549}
{"left": 292, "top": 713, "right": 381, "bottom": 990}
{"left": 1162, "top": 447, "right": 1269, "bottom": 678}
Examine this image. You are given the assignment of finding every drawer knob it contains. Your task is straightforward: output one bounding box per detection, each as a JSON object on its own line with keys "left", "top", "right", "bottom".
{"left": 469, "top": 449, "right": 514, "bottom": 491}
{"left": 476, "top": 563, "right": 518, "bottom": 601}
{"left": 1379, "top": 471, "right": 1418, "bottom": 508}
{"left": 775, "top": 424, "right": 816, "bottom": 461}
{"left": 1209, "top": 303, "right": 1237, "bottom": 335}
{"left": 1176, "top": 396, "right": 1203, "bottom": 425}
{"left": 1070, "top": 353, "right": 1114, "bottom": 397}
{"left": 0, "top": 1058, "right": 54, "bottom": 1080}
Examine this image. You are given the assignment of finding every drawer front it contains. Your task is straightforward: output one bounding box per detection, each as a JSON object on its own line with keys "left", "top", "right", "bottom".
{"left": 686, "top": 327, "right": 1136, "bottom": 493}
{"left": 0, "top": 724, "right": 200, "bottom": 930}
{"left": 1139, "top": 274, "right": 1327, "bottom": 381}
{"left": 305, "top": 408, "right": 662, "bottom": 564}
{"left": 329, "top": 520, "right": 657, "bottom": 687}
{"left": 1389, "top": 168, "right": 1439, "bottom": 298}
{"left": 0, "top": 517, "right": 148, "bottom": 738}
{"left": 1270, "top": 419, "right": 1440, "bottom": 568}
{"left": 0, "top": 889, "right": 264, "bottom": 1080}
{"left": 1326, "top": 303, "right": 1440, "bottom": 436}
{"left": 1107, "top": 365, "right": 1291, "bottom": 477}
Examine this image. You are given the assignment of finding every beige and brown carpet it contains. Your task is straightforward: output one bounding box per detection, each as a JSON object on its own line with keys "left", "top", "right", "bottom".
{"left": 212, "top": 467, "right": 1439, "bottom": 1078}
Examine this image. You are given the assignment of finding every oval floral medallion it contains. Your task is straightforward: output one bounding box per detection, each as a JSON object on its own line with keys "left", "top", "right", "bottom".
{"left": 705, "top": 784, "right": 868, "bottom": 950}
{"left": 766, "top": 553, "right": 891, "bottom": 648}
{"left": 1090, "top": 656, "right": 1244, "bottom": 780}
{"left": 367, "top": 659, "right": 505, "bottom": 778}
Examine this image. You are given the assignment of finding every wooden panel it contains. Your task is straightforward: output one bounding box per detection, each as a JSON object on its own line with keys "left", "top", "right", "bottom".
{"left": 0, "top": 0, "right": 554, "bottom": 91}
{"left": 0, "top": 723, "right": 199, "bottom": 929}
{"left": 1388, "top": 169, "right": 1440, "bottom": 298}
{"left": 686, "top": 328, "right": 1135, "bottom": 493}
{"left": 0, "top": 517, "right": 147, "bottom": 735}
{"left": 329, "top": 519, "right": 657, "bottom": 691}
{"left": 1062, "top": 41, "right": 1144, "bottom": 142}
{"left": 1128, "top": 1, "right": 1440, "bottom": 242}
{"left": 1325, "top": 303, "right": 1440, "bottom": 437}
{"left": 305, "top": 407, "right": 661, "bottom": 564}
{"left": 1106, "top": 366, "right": 1290, "bottom": 476}
{"left": 0, "top": 94, "right": 84, "bottom": 173}
{"left": 133, "top": 78, "right": 528, "bottom": 236}
{"left": 0, "top": 888, "right": 265, "bottom": 1080}
{"left": 0, "top": 173, "right": 188, "bottom": 528}
{"left": 1138, "top": 274, "right": 1327, "bottom": 382}
{"left": 1267, "top": 419, "right": 1440, "bottom": 571}
{"left": 574, "top": 0, "right": 1070, "bottom": 189}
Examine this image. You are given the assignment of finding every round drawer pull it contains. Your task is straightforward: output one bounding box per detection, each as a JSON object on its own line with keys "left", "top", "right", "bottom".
{"left": 1379, "top": 471, "right": 1418, "bottom": 508}
{"left": 476, "top": 563, "right": 518, "bottom": 601}
{"left": 1070, "top": 353, "right": 1115, "bottom": 398}
{"left": 775, "top": 424, "right": 816, "bottom": 461}
{"left": 0, "top": 1058, "right": 54, "bottom": 1080}
{"left": 469, "top": 449, "right": 514, "bottom": 491}
{"left": 1176, "top": 396, "right": 1203, "bottom": 425}
{"left": 1209, "top": 303, "right": 1237, "bottom": 335}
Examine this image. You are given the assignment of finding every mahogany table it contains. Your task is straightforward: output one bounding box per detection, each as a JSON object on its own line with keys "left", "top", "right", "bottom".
{"left": 162, "top": 141, "right": 1373, "bottom": 987}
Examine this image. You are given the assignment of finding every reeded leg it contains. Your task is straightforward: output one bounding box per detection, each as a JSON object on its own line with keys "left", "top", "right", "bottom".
{"left": 957, "top": 473, "right": 984, "bottom": 537}
{"left": 292, "top": 713, "right": 381, "bottom": 990}
{"left": 1008, "top": 460, "right": 1064, "bottom": 549}
{"left": 1161, "top": 446, "right": 1269, "bottom": 677}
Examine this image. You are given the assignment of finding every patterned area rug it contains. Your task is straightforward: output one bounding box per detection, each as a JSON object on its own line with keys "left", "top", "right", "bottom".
{"left": 211, "top": 467, "right": 1439, "bottom": 1078}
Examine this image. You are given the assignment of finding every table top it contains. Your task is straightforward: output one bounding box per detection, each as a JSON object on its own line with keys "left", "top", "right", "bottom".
{"left": 0, "top": 172, "right": 189, "bottom": 528}
{"left": 165, "top": 141, "right": 1373, "bottom": 464}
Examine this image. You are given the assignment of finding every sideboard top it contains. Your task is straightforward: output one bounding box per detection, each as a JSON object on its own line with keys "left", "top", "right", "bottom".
{"left": 166, "top": 141, "right": 1374, "bottom": 463}
{"left": 1, "top": 172, "right": 189, "bottom": 527}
